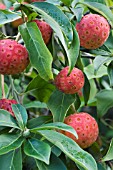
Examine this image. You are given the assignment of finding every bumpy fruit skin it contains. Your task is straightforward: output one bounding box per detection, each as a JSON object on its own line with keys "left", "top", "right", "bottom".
{"left": 76, "top": 14, "right": 110, "bottom": 49}
{"left": 63, "top": 112, "right": 99, "bottom": 148}
{"left": 0, "top": 39, "right": 29, "bottom": 75}
{"left": 55, "top": 66, "right": 84, "bottom": 94}
{"left": 0, "top": 99, "right": 17, "bottom": 117}
{"left": 32, "top": 20, "right": 52, "bottom": 44}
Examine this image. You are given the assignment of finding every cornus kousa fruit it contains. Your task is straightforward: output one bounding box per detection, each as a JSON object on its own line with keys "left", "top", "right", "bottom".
{"left": 32, "top": 20, "right": 52, "bottom": 44}
{"left": 55, "top": 66, "right": 84, "bottom": 94}
{"left": 0, "top": 3, "right": 6, "bottom": 9}
{"left": 62, "top": 112, "right": 99, "bottom": 148}
{"left": 0, "top": 99, "right": 17, "bottom": 117}
{"left": 76, "top": 14, "right": 110, "bottom": 49}
{"left": 0, "top": 39, "right": 29, "bottom": 75}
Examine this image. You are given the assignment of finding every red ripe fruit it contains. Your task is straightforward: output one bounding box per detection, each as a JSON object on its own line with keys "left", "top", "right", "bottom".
{"left": 0, "top": 99, "right": 18, "bottom": 117}
{"left": 0, "top": 39, "right": 29, "bottom": 75}
{"left": 0, "top": 3, "right": 6, "bottom": 9}
{"left": 63, "top": 112, "right": 99, "bottom": 148}
{"left": 76, "top": 14, "right": 110, "bottom": 49}
{"left": 32, "top": 20, "right": 52, "bottom": 44}
{"left": 55, "top": 66, "right": 84, "bottom": 94}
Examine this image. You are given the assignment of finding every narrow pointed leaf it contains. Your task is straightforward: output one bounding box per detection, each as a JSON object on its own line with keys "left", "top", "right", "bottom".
{"left": 107, "top": 61, "right": 113, "bottom": 87}
{"left": 0, "top": 133, "right": 24, "bottom": 155}
{"left": 36, "top": 153, "right": 67, "bottom": 170}
{"left": 38, "top": 130, "right": 98, "bottom": 170}
{"left": 102, "top": 138, "right": 113, "bottom": 161}
{"left": 24, "top": 138, "right": 51, "bottom": 164}
{"left": 83, "top": 73, "right": 90, "bottom": 105}
{"left": 19, "top": 22, "right": 53, "bottom": 81}
{"left": 79, "top": 2, "right": 113, "bottom": 27}
{"left": 47, "top": 90, "right": 76, "bottom": 122}
{"left": 67, "top": 25, "right": 80, "bottom": 72}
{"left": 12, "top": 104, "right": 28, "bottom": 130}
{"left": 30, "top": 122, "right": 78, "bottom": 139}
{"left": 0, "top": 109, "right": 20, "bottom": 129}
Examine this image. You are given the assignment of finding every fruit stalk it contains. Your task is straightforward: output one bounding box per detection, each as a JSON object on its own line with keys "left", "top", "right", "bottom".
{"left": 1, "top": 74, "right": 5, "bottom": 99}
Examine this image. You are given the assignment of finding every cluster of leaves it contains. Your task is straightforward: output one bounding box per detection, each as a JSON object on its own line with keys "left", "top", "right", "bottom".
{"left": 0, "top": 0, "right": 113, "bottom": 169}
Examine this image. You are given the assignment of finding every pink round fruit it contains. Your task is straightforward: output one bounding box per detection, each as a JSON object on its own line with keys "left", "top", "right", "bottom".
{"left": 32, "top": 19, "right": 52, "bottom": 44}
{"left": 76, "top": 14, "right": 110, "bottom": 49}
{"left": 0, "top": 3, "right": 6, "bottom": 9}
{"left": 0, "top": 99, "right": 18, "bottom": 117}
{"left": 55, "top": 66, "right": 84, "bottom": 94}
{"left": 63, "top": 112, "right": 99, "bottom": 148}
{"left": 0, "top": 39, "right": 29, "bottom": 75}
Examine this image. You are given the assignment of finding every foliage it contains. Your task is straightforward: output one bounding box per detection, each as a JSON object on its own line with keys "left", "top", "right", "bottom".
{"left": 0, "top": 0, "right": 113, "bottom": 169}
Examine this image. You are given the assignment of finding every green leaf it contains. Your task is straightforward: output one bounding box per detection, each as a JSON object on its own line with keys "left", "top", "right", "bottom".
{"left": 24, "top": 138, "right": 51, "bottom": 164}
{"left": 84, "top": 64, "right": 107, "bottom": 79}
{"left": 47, "top": 90, "right": 76, "bottom": 122}
{"left": 36, "top": 153, "right": 67, "bottom": 170}
{"left": 0, "top": 133, "right": 24, "bottom": 155}
{"left": 0, "top": 109, "right": 20, "bottom": 129}
{"left": 0, "top": 149, "right": 22, "bottom": 170}
{"left": 27, "top": 116, "right": 52, "bottom": 129}
{"left": 25, "top": 75, "right": 55, "bottom": 102}
{"left": 71, "top": 5, "right": 84, "bottom": 22}
{"left": 83, "top": 73, "right": 90, "bottom": 105}
{"left": 19, "top": 22, "right": 53, "bottom": 81}
{"left": 102, "top": 138, "right": 113, "bottom": 161}
{"left": 11, "top": 148, "right": 22, "bottom": 170}
{"left": 84, "top": 0, "right": 106, "bottom": 4}
{"left": 95, "top": 89, "right": 113, "bottom": 117}
{"left": 12, "top": 104, "right": 28, "bottom": 130}
{"left": 79, "top": 1, "right": 113, "bottom": 27}
{"left": 0, "top": 151, "right": 14, "bottom": 170}
{"left": 107, "top": 61, "right": 113, "bottom": 87}
{"left": 67, "top": 25, "right": 80, "bottom": 72}
{"left": 24, "top": 3, "right": 80, "bottom": 71}
{"left": 0, "top": 10, "right": 20, "bottom": 25}
{"left": 74, "top": 94, "right": 81, "bottom": 110}
{"left": 60, "top": 0, "right": 73, "bottom": 6}
{"left": 24, "top": 101, "right": 47, "bottom": 109}
{"left": 29, "top": 2, "right": 73, "bottom": 43}
{"left": 93, "top": 56, "right": 113, "bottom": 74}
{"left": 38, "top": 130, "right": 98, "bottom": 170}
{"left": 30, "top": 122, "right": 78, "bottom": 139}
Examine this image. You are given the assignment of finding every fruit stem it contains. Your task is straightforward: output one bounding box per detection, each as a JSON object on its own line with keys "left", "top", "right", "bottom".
{"left": 1, "top": 74, "right": 5, "bottom": 99}
{"left": 9, "top": 75, "right": 20, "bottom": 103}
{"left": 15, "top": 32, "right": 21, "bottom": 42}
